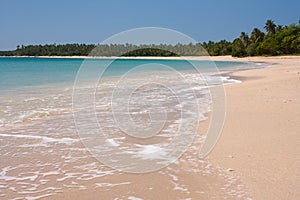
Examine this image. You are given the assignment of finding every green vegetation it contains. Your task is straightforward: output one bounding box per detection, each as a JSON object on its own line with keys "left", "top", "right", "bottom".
{"left": 204, "top": 20, "right": 300, "bottom": 57}
{"left": 0, "top": 20, "right": 299, "bottom": 57}
{"left": 4, "top": 44, "right": 96, "bottom": 56}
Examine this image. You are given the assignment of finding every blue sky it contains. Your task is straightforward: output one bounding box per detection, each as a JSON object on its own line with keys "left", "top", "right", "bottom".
{"left": 1, "top": 0, "right": 299, "bottom": 50}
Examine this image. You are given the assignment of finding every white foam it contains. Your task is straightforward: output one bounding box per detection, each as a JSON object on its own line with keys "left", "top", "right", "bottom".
{"left": 18, "top": 186, "right": 62, "bottom": 194}
{"left": 42, "top": 171, "right": 60, "bottom": 177}
{"left": 15, "top": 111, "right": 39, "bottom": 122}
{"left": 0, "top": 174, "right": 38, "bottom": 182}
{"left": 25, "top": 193, "right": 53, "bottom": 200}
{"left": 174, "top": 185, "right": 188, "bottom": 192}
{"left": 24, "top": 97, "right": 44, "bottom": 102}
{"left": 95, "top": 182, "right": 131, "bottom": 188}
{"left": 134, "top": 144, "right": 167, "bottom": 160}
{"left": 56, "top": 173, "right": 78, "bottom": 182}
{"left": 62, "top": 183, "right": 87, "bottom": 189}
{"left": 0, "top": 133, "right": 79, "bottom": 145}
{"left": 128, "top": 196, "right": 144, "bottom": 200}
{"left": 222, "top": 76, "right": 242, "bottom": 84}
{"left": 169, "top": 173, "right": 178, "bottom": 181}
{"left": 0, "top": 185, "right": 6, "bottom": 189}
{"left": 19, "top": 143, "right": 48, "bottom": 148}
{"left": 105, "top": 138, "right": 120, "bottom": 147}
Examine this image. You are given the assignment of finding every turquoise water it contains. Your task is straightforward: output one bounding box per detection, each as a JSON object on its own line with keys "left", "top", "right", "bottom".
{"left": 0, "top": 57, "right": 259, "bottom": 199}
{"left": 0, "top": 57, "right": 249, "bottom": 90}
{"left": 0, "top": 57, "right": 82, "bottom": 90}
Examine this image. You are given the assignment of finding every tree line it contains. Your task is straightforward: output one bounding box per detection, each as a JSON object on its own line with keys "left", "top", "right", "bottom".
{"left": 204, "top": 19, "right": 300, "bottom": 57}
{"left": 0, "top": 20, "right": 299, "bottom": 57}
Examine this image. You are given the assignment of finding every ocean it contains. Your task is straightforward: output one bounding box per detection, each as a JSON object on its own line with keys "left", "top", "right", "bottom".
{"left": 0, "top": 57, "right": 260, "bottom": 199}
{"left": 0, "top": 57, "right": 248, "bottom": 90}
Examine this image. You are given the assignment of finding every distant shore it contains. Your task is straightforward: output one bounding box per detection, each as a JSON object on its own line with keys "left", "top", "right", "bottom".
{"left": 3, "top": 55, "right": 299, "bottom": 62}
{"left": 1, "top": 55, "right": 217, "bottom": 60}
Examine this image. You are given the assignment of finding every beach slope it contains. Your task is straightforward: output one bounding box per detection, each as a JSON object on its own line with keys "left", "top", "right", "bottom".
{"left": 209, "top": 56, "right": 300, "bottom": 199}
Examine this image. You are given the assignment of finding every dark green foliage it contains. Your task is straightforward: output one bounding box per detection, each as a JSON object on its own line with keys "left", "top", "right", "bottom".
{"left": 0, "top": 20, "right": 298, "bottom": 57}
{"left": 250, "top": 28, "right": 265, "bottom": 44}
{"left": 0, "top": 51, "right": 13, "bottom": 56}
{"left": 257, "top": 23, "right": 300, "bottom": 55}
{"left": 202, "top": 40, "right": 232, "bottom": 56}
{"left": 122, "top": 48, "right": 179, "bottom": 57}
{"left": 240, "top": 32, "right": 250, "bottom": 47}
{"left": 264, "top": 19, "right": 277, "bottom": 34}
{"left": 232, "top": 38, "right": 247, "bottom": 57}
{"left": 0, "top": 43, "right": 207, "bottom": 57}
{"left": 230, "top": 20, "right": 299, "bottom": 57}
{"left": 10, "top": 44, "right": 96, "bottom": 56}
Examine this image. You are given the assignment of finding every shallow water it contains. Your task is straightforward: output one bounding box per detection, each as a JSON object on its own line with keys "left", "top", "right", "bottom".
{"left": 0, "top": 57, "right": 259, "bottom": 199}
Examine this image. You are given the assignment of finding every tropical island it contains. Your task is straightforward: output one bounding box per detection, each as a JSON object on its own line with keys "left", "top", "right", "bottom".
{"left": 1, "top": 0, "right": 300, "bottom": 197}
{"left": 0, "top": 20, "right": 299, "bottom": 57}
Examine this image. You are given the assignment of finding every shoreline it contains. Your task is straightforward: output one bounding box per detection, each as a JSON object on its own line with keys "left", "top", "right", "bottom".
{"left": 0, "top": 56, "right": 299, "bottom": 199}
{"left": 45, "top": 55, "right": 299, "bottom": 199}
{"left": 1, "top": 54, "right": 299, "bottom": 61}
{"left": 0, "top": 57, "right": 257, "bottom": 200}
{"left": 208, "top": 56, "right": 300, "bottom": 199}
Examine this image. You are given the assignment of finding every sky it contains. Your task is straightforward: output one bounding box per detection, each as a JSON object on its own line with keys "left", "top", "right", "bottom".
{"left": 0, "top": 0, "right": 299, "bottom": 50}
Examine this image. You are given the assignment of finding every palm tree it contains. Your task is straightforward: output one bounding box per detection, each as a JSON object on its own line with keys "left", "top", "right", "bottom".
{"left": 276, "top": 25, "right": 283, "bottom": 32}
{"left": 240, "top": 32, "right": 249, "bottom": 47}
{"left": 250, "top": 28, "right": 265, "bottom": 43}
{"left": 232, "top": 38, "right": 247, "bottom": 57}
{"left": 264, "top": 19, "right": 276, "bottom": 34}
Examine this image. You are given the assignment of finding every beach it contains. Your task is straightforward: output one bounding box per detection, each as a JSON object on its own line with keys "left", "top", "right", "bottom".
{"left": 0, "top": 56, "right": 299, "bottom": 199}
{"left": 1, "top": 0, "right": 299, "bottom": 199}
{"left": 208, "top": 56, "right": 300, "bottom": 199}
{"left": 48, "top": 56, "right": 300, "bottom": 200}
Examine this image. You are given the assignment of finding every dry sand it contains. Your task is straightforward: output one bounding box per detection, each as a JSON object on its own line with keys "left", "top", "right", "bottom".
{"left": 208, "top": 56, "right": 300, "bottom": 200}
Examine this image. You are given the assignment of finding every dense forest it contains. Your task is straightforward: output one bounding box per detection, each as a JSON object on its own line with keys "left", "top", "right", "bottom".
{"left": 0, "top": 20, "right": 299, "bottom": 57}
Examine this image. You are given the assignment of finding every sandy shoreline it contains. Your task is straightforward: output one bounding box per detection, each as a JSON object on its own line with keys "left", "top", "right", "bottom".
{"left": 1, "top": 56, "right": 299, "bottom": 199}
{"left": 209, "top": 56, "right": 300, "bottom": 199}
{"left": 2, "top": 54, "right": 298, "bottom": 61}
{"left": 48, "top": 56, "right": 299, "bottom": 200}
